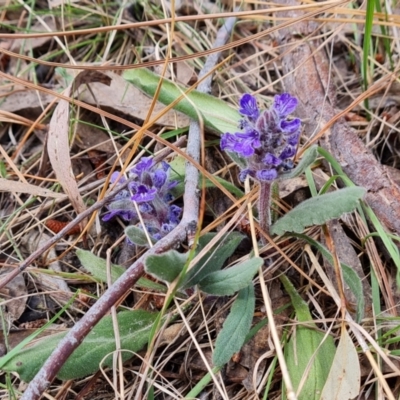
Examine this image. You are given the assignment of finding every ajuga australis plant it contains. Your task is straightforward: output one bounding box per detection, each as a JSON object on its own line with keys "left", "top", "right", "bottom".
{"left": 102, "top": 157, "right": 181, "bottom": 242}
{"left": 221, "top": 93, "right": 301, "bottom": 234}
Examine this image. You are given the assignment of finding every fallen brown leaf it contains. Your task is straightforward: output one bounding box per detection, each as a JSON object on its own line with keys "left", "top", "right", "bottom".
{"left": 47, "top": 70, "right": 112, "bottom": 218}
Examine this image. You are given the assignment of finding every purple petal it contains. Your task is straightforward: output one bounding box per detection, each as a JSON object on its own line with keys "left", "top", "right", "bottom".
{"left": 236, "top": 130, "right": 261, "bottom": 148}
{"left": 273, "top": 93, "right": 298, "bottom": 117}
{"left": 153, "top": 169, "right": 167, "bottom": 188}
{"left": 256, "top": 169, "right": 278, "bottom": 182}
{"left": 239, "top": 94, "right": 259, "bottom": 120}
{"left": 239, "top": 169, "right": 250, "bottom": 182}
{"left": 161, "top": 161, "right": 170, "bottom": 172}
{"left": 161, "top": 223, "right": 174, "bottom": 234}
{"left": 167, "top": 180, "right": 178, "bottom": 190}
{"left": 287, "top": 132, "right": 300, "bottom": 146}
{"left": 110, "top": 171, "right": 126, "bottom": 184}
{"left": 131, "top": 157, "right": 154, "bottom": 176}
{"left": 131, "top": 185, "right": 157, "bottom": 203}
{"left": 264, "top": 153, "right": 282, "bottom": 167}
{"left": 280, "top": 118, "right": 301, "bottom": 135}
{"left": 220, "top": 132, "right": 238, "bottom": 152}
{"left": 168, "top": 205, "right": 182, "bottom": 223}
{"left": 280, "top": 146, "right": 296, "bottom": 159}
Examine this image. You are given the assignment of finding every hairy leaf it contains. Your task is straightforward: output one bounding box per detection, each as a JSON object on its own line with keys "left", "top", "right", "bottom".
{"left": 145, "top": 250, "right": 188, "bottom": 284}
{"left": 76, "top": 249, "right": 125, "bottom": 284}
{"left": 125, "top": 226, "right": 156, "bottom": 247}
{"left": 124, "top": 68, "right": 240, "bottom": 133}
{"left": 199, "top": 257, "right": 262, "bottom": 295}
{"left": 281, "top": 276, "right": 335, "bottom": 400}
{"left": 180, "top": 232, "right": 244, "bottom": 289}
{"left": 77, "top": 249, "right": 166, "bottom": 292}
{"left": 213, "top": 285, "right": 255, "bottom": 367}
{"left": 2, "top": 310, "right": 157, "bottom": 382}
{"left": 271, "top": 187, "right": 366, "bottom": 235}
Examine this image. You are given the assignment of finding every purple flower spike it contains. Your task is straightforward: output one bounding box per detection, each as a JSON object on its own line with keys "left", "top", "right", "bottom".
{"left": 131, "top": 185, "right": 157, "bottom": 203}
{"left": 221, "top": 91, "right": 301, "bottom": 183}
{"left": 103, "top": 156, "right": 182, "bottom": 243}
{"left": 273, "top": 93, "right": 298, "bottom": 117}
{"left": 239, "top": 94, "right": 259, "bottom": 121}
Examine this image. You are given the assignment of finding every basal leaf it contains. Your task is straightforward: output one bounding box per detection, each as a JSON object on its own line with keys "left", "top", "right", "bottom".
{"left": 271, "top": 187, "right": 366, "bottom": 236}
{"left": 125, "top": 226, "right": 156, "bottom": 247}
{"left": 199, "top": 257, "right": 263, "bottom": 295}
{"left": 180, "top": 232, "right": 244, "bottom": 289}
{"left": 123, "top": 68, "right": 240, "bottom": 133}
{"left": 213, "top": 285, "right": 255, "bottom": 367}
{"left": 76, "top": 249, "right": 166, "bottom": 292}
{"left": 281, "top": 276, "right": 336, "bottom": 400}
{"left": 2, "top": 310, "right": 157, "bottom": 382}
{"left": 76, "top": 249, "right": 125, "bottom": 284}
{"left": 145, "top": 250, "right": 188, "bottom": 284}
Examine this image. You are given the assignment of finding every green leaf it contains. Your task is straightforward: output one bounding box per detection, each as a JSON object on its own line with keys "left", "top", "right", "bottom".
{"left": 145, "top": 250, "right": 188, "bottom": 284}
{"left": 271, "top": 187, "right": 366, "bottom": 236}
{"left": 2, "top": 310, "right": 157, "bottom": 382}
{"left": 213, "top": 285, "right": 255, "bottom": 367}
{"left": 123, "top": 68, "right": 240, "bottom": 133}
{"left": 281, "top": 276, "right": 336, "bottom": 400}
{"left": 125, "top": 226, "right": 156, "bottom": 247}
{"left": 199, "top": 257, "right": 262, "bottom": 295}
{"left": 76, "top": 249, "right": 166, "bottom": 292}
{"left": 180, "top": 232, "right": 244, "bottom": 289}
{"left": 76, "top": 249, "right": 125, "bottom": 284}
{"left": 279, "top": 145, "right": 319, "bottom": 180}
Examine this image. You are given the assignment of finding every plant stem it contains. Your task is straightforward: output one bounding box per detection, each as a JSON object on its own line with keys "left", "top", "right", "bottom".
{"left": 258, "top": 181, "right": 272, "bottom": 237}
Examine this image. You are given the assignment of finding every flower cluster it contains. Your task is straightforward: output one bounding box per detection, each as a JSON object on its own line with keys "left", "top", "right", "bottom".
{"left": 103, "top": 157, "right": 181, "bottom": 241}
{"left": 221, "top": 93, "right": 301, "bottom": 182}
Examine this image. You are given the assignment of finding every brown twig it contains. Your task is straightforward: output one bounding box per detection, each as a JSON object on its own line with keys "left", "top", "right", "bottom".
{"left": 21, "top": 13, "right": 237, "bottom": 400}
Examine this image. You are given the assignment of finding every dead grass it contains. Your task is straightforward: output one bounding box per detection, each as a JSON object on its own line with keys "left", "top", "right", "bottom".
{"left": 1, "top": 0, "right": 400, "bottom": 399}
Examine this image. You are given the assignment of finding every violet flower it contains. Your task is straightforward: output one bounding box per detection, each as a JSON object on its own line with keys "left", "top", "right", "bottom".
{"left": 221, "top": 93, "right": 301, "bottom": 236}
{"left": 221, "top": 93, "right": 301, "bottom": 182}
{"left": 103, "top": 157, "right": 181, "bottom": 242}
